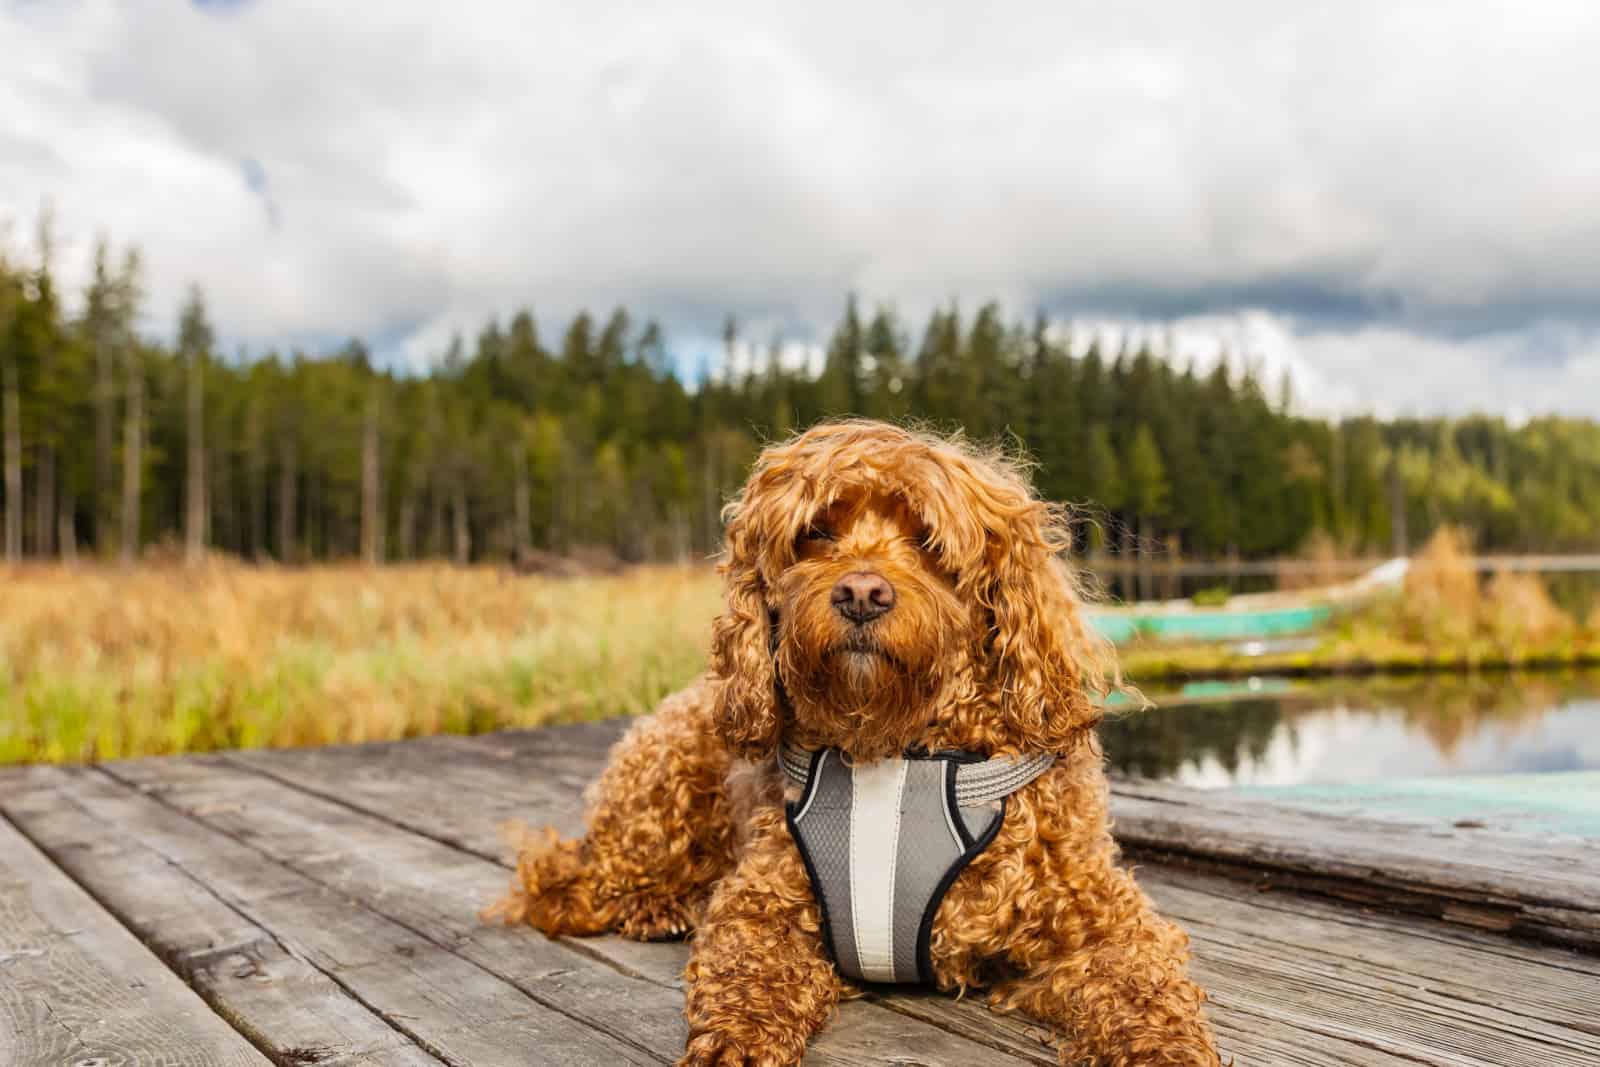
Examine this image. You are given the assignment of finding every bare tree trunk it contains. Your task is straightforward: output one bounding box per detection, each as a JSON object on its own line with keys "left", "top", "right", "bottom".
{"left": 397, "top": 494, "right": 417, "bottom": 560}
{"left": 58, "top": 490, "right": 77, "bottom": 565}
{"left": 1164, "top": 534, "right": 1180, "bottom": 601}
{"left": 1117, "top": 520, "right": 1134, "bottom": 603}
{"left": 513, "top": 437, "right": 530, "bottom": 555}
{"left": 34, "top": 447, "right": 55, "bottom": 557}
{"left": 277, "top": 439, "right": 296, "bottom": 563}
{"left": 1136, "top": 515, "right": 1154, "bottom": 602}
{"left": 245, "top": 399, "right": 265, "bottom": 559}
{"left": 94, "top": 329, "right": 114, "bottom": 554}
{"left": 670, "top": 505, "right": 690, "bottom": 563}
{"left": 429, "top": 475, "right": 446, "bottom": 558}
{"left": 2, "top": 355, "right": 22, "bottom": 563}
{"left": 207, "top": 419, "right": 232, "bottom": 555}
{"left": 701, "top": 439, "right": 718, "bottom": 555}
{"left": 185, "top": 349, "right": 206, "bottom": 564}
{"left": 361, "top": 386, "right": 382, "bottom": 565}
{"left": 1388, "top": 455, "right": 1409, "bottom": 557}
{"left": 452, "top": 479, "right": 470, "bottom": 564}
{"left": 120, "top": 349, "right": 143, "bottom": 564}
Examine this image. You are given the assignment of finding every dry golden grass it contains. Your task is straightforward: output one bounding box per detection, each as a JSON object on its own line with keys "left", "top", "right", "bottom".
{"left": 1401, "top": 525, "right": 1480, "bottom": 646}
{"left": 1481, "top": 569, "right": 1573, "bottom": 650}
{"left": 1122, "top": 528, "right": 1600, "bottom": 682}
{"left": 1277, "top": 528, "right": 1349, "bottom": 592}
{"left": 1395, "top": 526, "right": 1575, "bottom": 652}
{"left": 6, "top": 545, "right": 1594, "bottom": 765}
{"left": 1, "top": 562, "right": 722, "bottom": 765}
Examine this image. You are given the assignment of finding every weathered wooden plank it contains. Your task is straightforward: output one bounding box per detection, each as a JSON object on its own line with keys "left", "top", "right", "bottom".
{"left": 230, "top": 731, "right": 608, "bottom": 860}
{"left": 235, "top": 728, "right": 1600, "bottom": 1066}
{"left": 1110, "top": 778, "right": 1600, "bottom": 950}
{"left": 0, "top": 811, "right": 271, "bottom": 1067}
{"left": 1144, "top": 866, "right": 1600, "bottom": 1039}
{"left": 345, "top": 721, "right": 1600, "bottom": 949}
{"left": 2, "top": 764, "right": 450, "bottom": 1067}
{"left": 205, "top": 717, "right": 1600, "bottom": 958}
{"left": 228, "top": 740, "right": 1109, "bottom": 1064}
{"left": 3, "top": 763, "right": 671, "bottom": 1066}
{"left": 1148, "top": 891, "right": 1600, "bottom": 1064}
{"left": 230, "top": 740, "right": 1193, "bottom": 1064}
{"left": 102, "top": 751, "right": 1039, "bottom": 1067}
{"left": 9, "top": 713, "right": 1584, "bottom": 1066}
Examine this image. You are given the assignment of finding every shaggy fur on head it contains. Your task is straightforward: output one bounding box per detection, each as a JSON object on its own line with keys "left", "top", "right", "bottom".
{"left": 492, "top": 420, "right": 1223, "bottom": 1067}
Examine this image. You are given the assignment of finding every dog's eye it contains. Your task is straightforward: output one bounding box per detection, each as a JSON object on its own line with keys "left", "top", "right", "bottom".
{"left": 800, "top": 525, "right": 835, "bottom": 544}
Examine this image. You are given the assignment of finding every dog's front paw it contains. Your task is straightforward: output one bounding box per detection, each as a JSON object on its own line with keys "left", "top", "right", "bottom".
{"left": 615, "top": 891, "right": 702, "bottom": 941}
{"left": 678, "top": 1029, "right": 801, "bottom": 1067}
{"left": 486, "top": 826, "right": 612, "bottom": 936}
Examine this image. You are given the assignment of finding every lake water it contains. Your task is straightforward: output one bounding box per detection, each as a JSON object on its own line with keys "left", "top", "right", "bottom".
{"left": 1101, "top": 671, "right": 1600, "bottom": 787}
{"left": 1100, "top": 671, "right": 1600, "bottom": 790}
{"left": 1099, "top": 671, "right": 1600, "bottom": 834}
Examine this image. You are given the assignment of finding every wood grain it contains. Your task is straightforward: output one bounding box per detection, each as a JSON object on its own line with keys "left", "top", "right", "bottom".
{"left": 3, "top": 764, "right": 453, "bottom": 1067}
{"left": 0, "top": 810, "right": 271, "bottom": 1067}
{"left": 1110, "top": 778, "right": 1600, "bottom": 950}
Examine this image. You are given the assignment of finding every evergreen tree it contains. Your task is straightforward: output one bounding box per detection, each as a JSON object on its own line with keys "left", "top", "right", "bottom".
{"left": 818, "top": 295, "right": 864, "bottom": 415}
{"left": 6, "top": 207, "right": 1600, "bottom": 568}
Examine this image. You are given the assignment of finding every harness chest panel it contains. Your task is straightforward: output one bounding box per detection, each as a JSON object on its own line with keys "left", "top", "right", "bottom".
{"left": 783, "top": 747, "right": 1047, "bottom": 985}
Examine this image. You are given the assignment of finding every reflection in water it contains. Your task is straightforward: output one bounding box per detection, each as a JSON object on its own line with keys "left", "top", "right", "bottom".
{"left": 1099, "top": 671, "right": 1600, "bottom": 788}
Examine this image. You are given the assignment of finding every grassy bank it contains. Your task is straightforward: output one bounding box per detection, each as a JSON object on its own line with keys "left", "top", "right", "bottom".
{"left": 1124, "top": 529, "right": 1600, "bottom": 682}
{"left": 0, "top": 562, "right": 719, "bottom": 764}
{"left": 5, "top": 537, "right": 1597, "bottom": 765}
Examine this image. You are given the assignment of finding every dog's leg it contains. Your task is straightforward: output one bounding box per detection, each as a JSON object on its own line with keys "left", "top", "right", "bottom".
{"left": 491, "top": 681, "right": 737, "bottom": 941}
{"left": 679, "top": 803, "right": 843, "bottom": 1067}
{"left": 987, "top": 863, "right": 1222, "bottom": 1067}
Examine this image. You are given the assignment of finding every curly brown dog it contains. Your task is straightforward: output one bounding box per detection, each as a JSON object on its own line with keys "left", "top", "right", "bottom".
{"left": 492, "top": 420, "right": 1222, "bottom": 1067}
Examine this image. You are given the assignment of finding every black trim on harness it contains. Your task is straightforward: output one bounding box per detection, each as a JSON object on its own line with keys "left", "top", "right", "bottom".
{"left": 784, "top": 748, "right": 837, "bottom": 972}
{"left": 915, "top": 789, "right": 1005, "bottom": 985}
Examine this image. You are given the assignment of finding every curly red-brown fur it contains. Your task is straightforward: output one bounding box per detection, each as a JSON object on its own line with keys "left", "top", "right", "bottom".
{"left": 494, "top": 420, "right": 1222, "bottom": 1066}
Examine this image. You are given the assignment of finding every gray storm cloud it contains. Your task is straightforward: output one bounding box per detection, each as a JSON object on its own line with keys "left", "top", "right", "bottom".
{"left": 3, "top": 0, "right": 1599, "bottom": 413}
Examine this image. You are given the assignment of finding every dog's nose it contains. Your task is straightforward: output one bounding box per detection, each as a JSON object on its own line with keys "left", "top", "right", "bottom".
{"left": 831, "top": 571, "right": 896, "bottom": 624}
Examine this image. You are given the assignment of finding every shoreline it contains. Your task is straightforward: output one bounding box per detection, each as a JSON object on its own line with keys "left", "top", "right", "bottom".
{"left": 1122, "top": 646, "right": 1600, "bottom": 684}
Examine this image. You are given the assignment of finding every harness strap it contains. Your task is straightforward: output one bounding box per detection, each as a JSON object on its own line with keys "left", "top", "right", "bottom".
{"left": 779, "top": 738, "right": 1058, "bottom": 984}
{"left": 778, "top": 739, "right": 1055, "bottom": 804}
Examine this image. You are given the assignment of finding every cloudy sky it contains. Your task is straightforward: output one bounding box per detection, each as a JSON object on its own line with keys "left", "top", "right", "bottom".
{"left": 4, "top": 0, "right": 1600, "bottom": 417}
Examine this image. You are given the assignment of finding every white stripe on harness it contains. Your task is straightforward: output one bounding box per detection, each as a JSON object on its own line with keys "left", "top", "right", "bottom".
{"left": 848, "top": 758, "right": 905, "bottom": 981}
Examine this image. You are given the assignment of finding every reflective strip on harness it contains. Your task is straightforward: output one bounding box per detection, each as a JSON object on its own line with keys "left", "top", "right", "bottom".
{"left": 781, "top": 741, "right": 1055, "bottom": 984}
{"left": 779, "top": 741, "right": 1055, "bottom": 807}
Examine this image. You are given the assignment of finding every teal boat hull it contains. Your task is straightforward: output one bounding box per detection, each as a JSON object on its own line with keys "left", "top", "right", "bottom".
{"left": 1089, "top": 604, "right": 1331, "bottom": 644}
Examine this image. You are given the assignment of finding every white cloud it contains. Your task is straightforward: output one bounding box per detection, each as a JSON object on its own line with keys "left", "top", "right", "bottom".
{"left": 4, "top": 0, "right": 1600, "bottom": 414}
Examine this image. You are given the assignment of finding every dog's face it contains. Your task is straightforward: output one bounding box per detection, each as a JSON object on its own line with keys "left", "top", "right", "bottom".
{"left": 772, "top": 489, "right": 970, "bottom": 757}
{"left": 710, "top": 420, "right": 1109, "bottom": 762}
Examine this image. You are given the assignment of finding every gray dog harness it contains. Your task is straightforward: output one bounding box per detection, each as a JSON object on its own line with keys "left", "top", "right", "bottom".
{"left": 779, "top": 739, "right": 1055, "bottom": 984}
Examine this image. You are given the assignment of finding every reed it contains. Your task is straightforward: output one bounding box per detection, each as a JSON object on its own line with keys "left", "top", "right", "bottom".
{"left": 5, "top": 545, "right": 1595, "bottom": 765}
{"left": 0, "top": 562, "right": 721, "bottom": 764}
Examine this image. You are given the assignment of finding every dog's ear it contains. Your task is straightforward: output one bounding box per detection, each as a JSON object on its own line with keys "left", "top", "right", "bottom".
{"left": 708, "top": 504, "right": 782, "bottom": 761}
{"left": 985, "top": 529, "right": 1108, "bottom": 752}
{"left": 948, "top": 456, "right": 1111, "bottom": 754}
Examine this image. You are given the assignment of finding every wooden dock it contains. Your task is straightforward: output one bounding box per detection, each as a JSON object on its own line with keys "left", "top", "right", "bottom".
{"left": 3, "top": 718, "right": 1598, "bottom": 1066}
